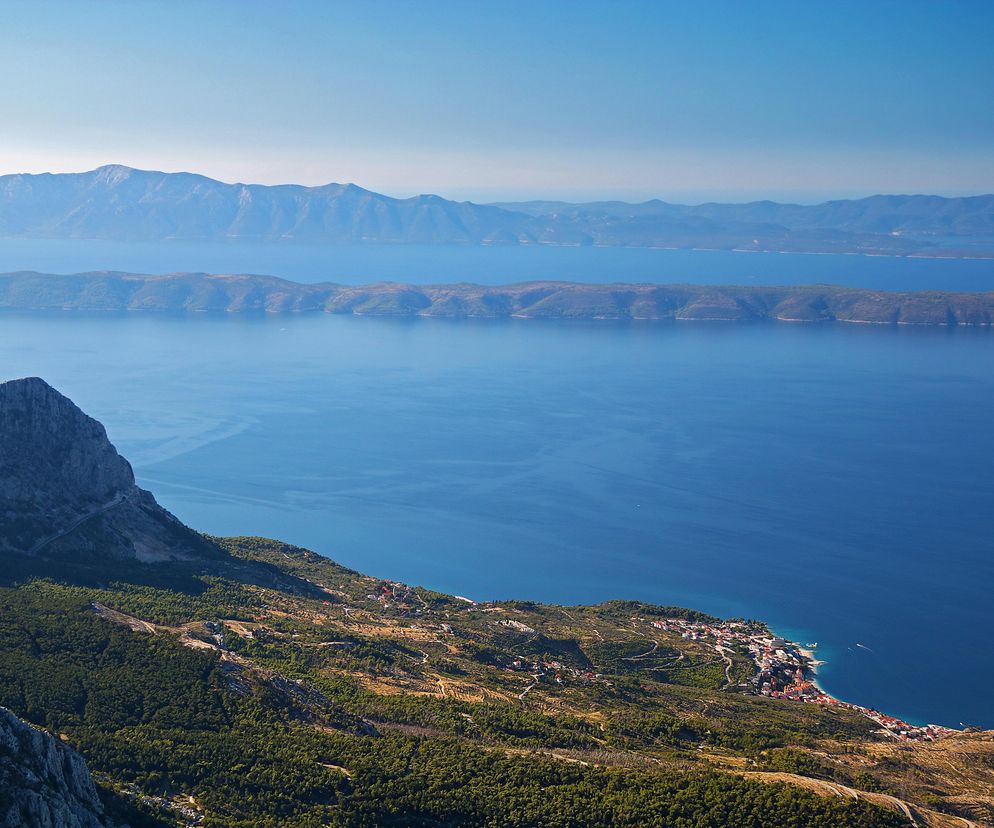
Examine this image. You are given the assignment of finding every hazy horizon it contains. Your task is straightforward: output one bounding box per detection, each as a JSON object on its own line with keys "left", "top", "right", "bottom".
{"left": 1, "top": 4, "right": 994, "bottom": 819}
{"left": 2, "top": 161, "right": 993, "bottom": 207}
{"left": 2, "top": 1, "right": 992, "bottom": 203}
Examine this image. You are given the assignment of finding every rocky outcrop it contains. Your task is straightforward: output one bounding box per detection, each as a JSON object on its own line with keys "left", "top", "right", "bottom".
{"left": 0, "top": 377, "right": 218, "bottom": 562}
{"left": 0, "top": 706, "right": 112, "bottom": 827}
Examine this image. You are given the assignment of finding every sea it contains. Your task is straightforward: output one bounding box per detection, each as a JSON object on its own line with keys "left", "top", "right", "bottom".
{"left": 1, "top": 236, "right": 994, "bottom": 291}
{"left": 1, "top": 239, "right": 992, "bottom": 730}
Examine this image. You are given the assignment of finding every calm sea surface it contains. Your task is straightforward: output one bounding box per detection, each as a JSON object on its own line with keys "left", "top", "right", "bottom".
{"left": 1, "top": 310, "right": 991, "bottom": 729}
{"left": 0, "top": 237, "right": 993, "bottom": 290}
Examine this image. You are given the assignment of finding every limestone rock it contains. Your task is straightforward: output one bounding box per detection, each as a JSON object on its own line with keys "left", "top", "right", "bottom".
{"left": 0, "top": 377, "right": 217, "bottom": 562}
{"left": 0, "top": 706, "right": 112, "bottom": 827}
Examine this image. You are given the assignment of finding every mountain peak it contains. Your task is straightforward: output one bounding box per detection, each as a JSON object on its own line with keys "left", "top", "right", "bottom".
{"left": 90, "top": 163, "right": 139, "bottom": 184}
{"left": 0, "top": 376, "right": 134, "bottom": 496}
{"left": 0, "top": 377, "right": 217, "bottom": 562}
{"left": 92, "top": 163, "right": 134, "bottom": 172}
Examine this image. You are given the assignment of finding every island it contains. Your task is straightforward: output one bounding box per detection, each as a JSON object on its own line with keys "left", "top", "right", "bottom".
{"left": 3, "top": 270, "right": 994, "bottom": 325}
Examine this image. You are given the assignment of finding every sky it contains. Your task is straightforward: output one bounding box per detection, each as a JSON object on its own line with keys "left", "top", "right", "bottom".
{"left": 1, "top": 0, "right": 992, "bottom": 202}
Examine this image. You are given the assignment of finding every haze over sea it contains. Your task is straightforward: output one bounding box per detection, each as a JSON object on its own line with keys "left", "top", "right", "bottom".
{"left": 2, "top": 237, "right": 994, "bottom": 291}
{"left": 2, "top": 290, "right": 992, "bottom": 729}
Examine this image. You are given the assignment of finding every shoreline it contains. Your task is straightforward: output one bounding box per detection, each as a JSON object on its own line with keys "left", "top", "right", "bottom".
{"left": 768, "top": 632, "right": 959, "bottom": 741}
{"left": 641, "top": 615, "right": 960, "bottom": 741}
{"left": 2, "top": 234, "right": 994, "bottom": 261}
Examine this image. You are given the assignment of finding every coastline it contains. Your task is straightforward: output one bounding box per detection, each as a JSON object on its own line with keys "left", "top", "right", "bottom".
{"left": 796, "top": 645, "right": 824, "bottom": 671}
{"left": 768, "top": 630, "right": 958, "bottom": 741}
{"left": 639, "top": 614, "right": 958, "bottom": 741}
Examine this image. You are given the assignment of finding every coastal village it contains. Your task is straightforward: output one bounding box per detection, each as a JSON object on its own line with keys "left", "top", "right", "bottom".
{"left": 85, "top": 551, "right": 992, "bottom": 825}
{"left": 645, "top": 616, "right": 958, "bottom": 742}
{"left": 359, "top": 578, "right": 959, "bottom": 743}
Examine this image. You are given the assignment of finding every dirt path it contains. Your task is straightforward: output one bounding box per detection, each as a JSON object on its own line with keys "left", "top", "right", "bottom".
{"left": 715, "top": 645, "right": 735, "bottom": 687}
{"left": 738, "top": 771, "right": 930, "bottom": 827}
{"left": 518, "top": 678, "right": 539, "bottom": 700}
{"left": 623, "top": 640, "right": 659, "bottom": 661}
{"left": 92, "top": 601, "right": 158, "bottom": 634}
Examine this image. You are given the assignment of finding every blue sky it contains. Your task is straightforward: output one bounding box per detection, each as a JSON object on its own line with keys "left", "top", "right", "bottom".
{"left": 1, "top": 0, "right": 992, "bottom": 201}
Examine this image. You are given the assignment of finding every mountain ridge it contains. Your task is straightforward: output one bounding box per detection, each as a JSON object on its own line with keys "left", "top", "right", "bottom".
{"left": 0, "top": 165, "right": 538, "bottom": 246}
{"left": 1, "top": 165, "right": 993, "bottom": 254}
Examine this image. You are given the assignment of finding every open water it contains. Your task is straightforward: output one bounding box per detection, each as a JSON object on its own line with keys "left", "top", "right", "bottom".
{"left": 2, "top": 309, "right": 991, "bottom": 728}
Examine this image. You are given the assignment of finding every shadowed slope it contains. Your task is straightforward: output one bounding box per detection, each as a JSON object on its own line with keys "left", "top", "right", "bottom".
{"left": 0, "top": 377, "right": 219, "bottom": 563}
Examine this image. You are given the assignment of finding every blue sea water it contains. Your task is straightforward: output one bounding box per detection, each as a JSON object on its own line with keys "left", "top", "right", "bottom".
{"left": 1, "top": 310, "right": 991, "bottom": 729}
{"left": 0, "top": 237, "right": 993, "bottom": 291}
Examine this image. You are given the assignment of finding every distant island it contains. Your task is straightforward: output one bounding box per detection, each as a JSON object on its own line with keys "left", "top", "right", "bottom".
{"left": 2, "top": 270, "right": 994, "bottom": 325}
{"left": 1, "top": 165, "right": 993, "bottom": 256}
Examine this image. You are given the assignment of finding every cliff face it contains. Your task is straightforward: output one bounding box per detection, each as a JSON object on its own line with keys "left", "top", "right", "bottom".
{"left": 0, "top": 377, "right": 217, "bottom": 562}
{"left": 0, "top": 706, "right": 112, "bottom": 828}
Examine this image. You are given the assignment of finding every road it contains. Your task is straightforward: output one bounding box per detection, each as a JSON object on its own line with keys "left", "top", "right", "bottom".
{"left": 27, "top": 491, "right": 129, "bottom": 555}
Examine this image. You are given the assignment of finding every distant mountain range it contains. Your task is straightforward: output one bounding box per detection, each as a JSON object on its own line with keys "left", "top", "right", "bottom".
{"left": 2, "top": 270, "right": 993, "bottom": 325}
{"left": 1, "top": 165, "right": 993, "bottom": 255}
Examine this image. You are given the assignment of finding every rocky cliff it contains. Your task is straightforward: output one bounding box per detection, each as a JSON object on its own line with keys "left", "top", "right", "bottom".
{"left": 0, "top": 377, "right": 217, "bottom": 562}
{"left": 0, "top": 706, "right": 112, "bottom": 827}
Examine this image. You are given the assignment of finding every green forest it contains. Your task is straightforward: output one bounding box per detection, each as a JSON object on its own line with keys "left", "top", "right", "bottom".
{"left": 0, "top": 548, "right": 919, "bottom": 827}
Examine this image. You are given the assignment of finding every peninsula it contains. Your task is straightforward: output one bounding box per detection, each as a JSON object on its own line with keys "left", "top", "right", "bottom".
{"left": 3, "top": 270, "right": 994, "bottom": 325}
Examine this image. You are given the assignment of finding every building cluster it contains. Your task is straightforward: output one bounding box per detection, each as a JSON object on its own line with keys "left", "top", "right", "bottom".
{"left": 647, "top": 616, "right": 956, "bottom": 742}
{"left": 366, "top": 580, "right": 423, "bottom": 612}
{"left": 352, "top": 586, "right": 960, "bottom": 743}
{"left": 495, "top": 618, "right": 536, "bottom": 634}
{"left": 507, "top": 655, "right": 602, "bottom": 687}
{"left": 649, "top": 616, "right": 758, "bottom": 653}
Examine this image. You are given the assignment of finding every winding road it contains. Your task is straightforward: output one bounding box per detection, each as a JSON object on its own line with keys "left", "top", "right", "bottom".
{"left": 27, "top": 491, "right": 130, "bottom": 555}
